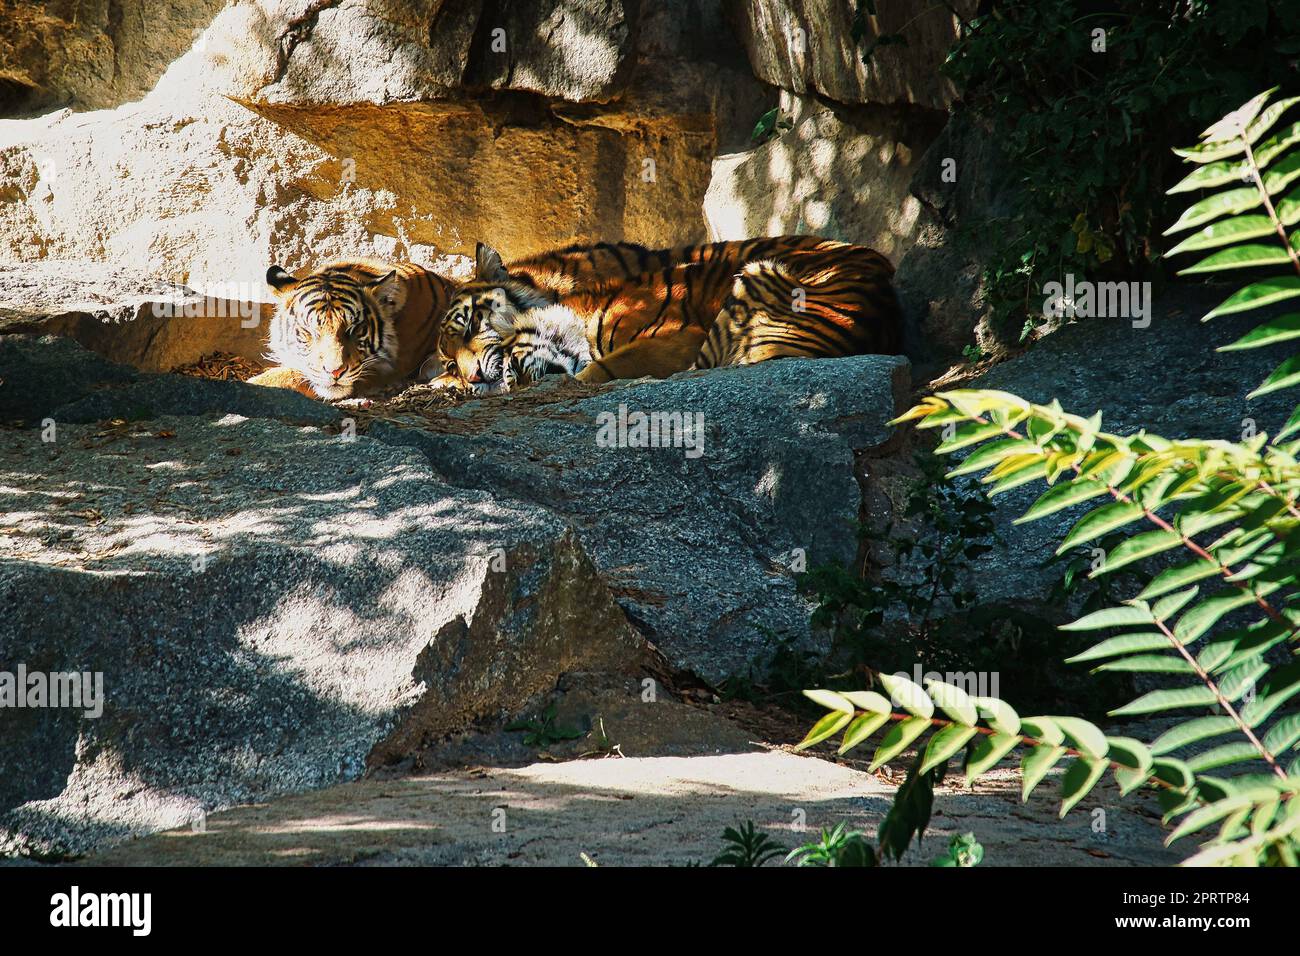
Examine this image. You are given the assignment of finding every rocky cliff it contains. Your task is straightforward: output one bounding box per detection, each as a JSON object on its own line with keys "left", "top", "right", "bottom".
{"left": 0, "top": 1, "right": 1005, "bottom": 857}
{"left": 1, "top": 0, "right": 992, "bottom": 361}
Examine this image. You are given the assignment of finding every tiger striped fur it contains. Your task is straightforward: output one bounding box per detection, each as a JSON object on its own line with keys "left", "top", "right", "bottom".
{"left": 429, "top": 236, "right": 900, "bottom": 394}
{"left": 252, "top": 259, "right": 452, "bottom": 400}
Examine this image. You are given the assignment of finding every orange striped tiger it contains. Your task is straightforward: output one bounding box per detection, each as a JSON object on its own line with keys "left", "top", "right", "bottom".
{"left": 250, "top": 259, "right": 453, "bottom": 400}
{"left": 497, "top": 240, "right": 713, "bottom": 297}
{"left": 428, "top": 236, "right": 900, "bottom": 394}
{"left": 252, "top": 245, "right": 663, "bottom": 401}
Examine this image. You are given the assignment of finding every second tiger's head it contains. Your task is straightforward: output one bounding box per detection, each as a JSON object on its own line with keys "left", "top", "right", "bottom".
{"left": 425, "top": 243, "right": 553, "bottom": 394}
{"left": 264, "top": 264, "right": 406, "bottom": 400}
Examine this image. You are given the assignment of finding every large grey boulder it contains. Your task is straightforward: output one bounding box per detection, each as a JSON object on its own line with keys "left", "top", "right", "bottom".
{"left": 0, "top": 329, "right": 908, "bottom": 857}
{"left": 373, "top": 353, "right": 910, "bottom": 681}
{"left": 0, "top": 335, "right": 652, "bottom": 857}
{"left": 956, "top": 287, "right": 1298, "bottom": 605}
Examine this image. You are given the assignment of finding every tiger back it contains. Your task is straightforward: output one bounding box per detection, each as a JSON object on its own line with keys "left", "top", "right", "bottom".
{"left": 694, "top": 240, "right": 900, "bottom": 368}
{"left": 430, "top": 236, "right": 901, "bottom": 393}
{"left": 504, "top": 240, "right": 713, "bottom": 298}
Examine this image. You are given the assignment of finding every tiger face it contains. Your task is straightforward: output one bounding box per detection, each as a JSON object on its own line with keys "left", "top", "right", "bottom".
{"left": 264, "top": 264, "right": 406, "bottom": 400}
{"left": 424, "top": 243, "right": 558, "bottom": 395}
{"left": 432, "top": 286, "right": 517, "bottom": 395}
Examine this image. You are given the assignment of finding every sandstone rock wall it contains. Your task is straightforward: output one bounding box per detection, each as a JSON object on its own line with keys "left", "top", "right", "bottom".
{"left": 727, "top": 0, "right": 977, "bottom": 111}
{"left": 0, "top": 0, "right": 772, "bottom": 292}
{"left": 0, "top": 0, "right": 228, "bottom": 113}
{"left": 704, "top": 90, "right": 945, "bottom": 262}
{"left": 0, "top": 1, "right": 1001, "bottom": 362}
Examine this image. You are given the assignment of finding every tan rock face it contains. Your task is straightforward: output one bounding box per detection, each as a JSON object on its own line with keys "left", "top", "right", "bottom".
{"left": 704, "top": 92, "right": 945, "bottom": 263}
{"left": 0, "top": 0, "right": 228, "bottom": 113}
{"left": 0, "top": 260, "right": 271, "bottom": 371}
{"left": 0, "top": 93, "right": 407, "bottom": 295}
{"left": 243, "top": 98, "right": 716, "bottom": 259}
{"left": 214, "top": 0, "right": 637, "bottom": 107}
{"left": 727, "top": 0, "right": 977, "bottom": 111}
{"left": 0, "top": 0, "right": 765, "bottom": 289}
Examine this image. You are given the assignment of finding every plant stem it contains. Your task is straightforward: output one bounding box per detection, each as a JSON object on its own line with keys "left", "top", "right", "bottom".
{"left": 984, "top": 415, "right": 1297, "bottom": 642}
{"left": 950, "top": 411, "right": 1293, "bottom": 777}
{"left": 1242, "top": 138, "right": 1300, "bottom": 277}
{"left": 1146, "top": 615, "right": 1285, "bottom": 778}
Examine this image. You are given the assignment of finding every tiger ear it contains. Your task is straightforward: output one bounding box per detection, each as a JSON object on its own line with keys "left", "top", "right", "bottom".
{"left": 475, "top": 242, "right": 509, "bottom": 283}
{"left": 366, "top": 269, "right": 407, "bottom": 312}
{"left": 266, "top": 265, "right": 297, "bottom": 294}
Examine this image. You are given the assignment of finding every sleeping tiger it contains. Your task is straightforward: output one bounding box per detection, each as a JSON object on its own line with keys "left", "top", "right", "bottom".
{"left": 249, "top": 244, "right": 668, "bottom": 400}
{"left": 249, "top": 259, "right": 452, "bottom": 400}
{"left": 427, "top": 236, "right": 900, "bottom": 394}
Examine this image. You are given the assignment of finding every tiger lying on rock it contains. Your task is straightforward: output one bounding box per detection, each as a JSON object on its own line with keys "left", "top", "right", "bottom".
{"left": 427, "top": 235, "right": 902, "bottom": 395}
{"left": 248, "top": 259, "right": 449, "bottom": 400}
{"left": 249, "top": 236, "right": 901, "bottom": 401}
{"left": 248, "top": 243, "right": 669, "bottom": 400}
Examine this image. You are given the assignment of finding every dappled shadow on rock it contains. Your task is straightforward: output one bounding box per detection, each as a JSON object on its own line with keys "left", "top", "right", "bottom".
{"left": 0, "top": 338, "right": 658, "bottom": 858}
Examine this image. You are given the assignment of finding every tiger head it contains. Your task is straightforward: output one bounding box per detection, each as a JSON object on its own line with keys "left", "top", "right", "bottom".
{"left": 422, "top": 243, "right": 557, "bottom": 395}
{"left": 264, "top": 263, "right": 406, "bottom": 400}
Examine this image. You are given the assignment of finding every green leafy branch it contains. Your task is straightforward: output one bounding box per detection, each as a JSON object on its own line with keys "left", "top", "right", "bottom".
{"left": 900, "top": 391, "right": 1300, "bottom": 764}
{"left": 869, "top": 388, "right": 1300, "bottom": 862}
{"left": 798, "top": 668, "right": 1300, "bottom": 864}
{"left": 1166, "top": 86, "right": 1300, "bottom": 436}
{"left": 796, "top": 676, "right": 1175, "bottom": 818}
{"left": 794, "top": 87, "right": 1300, "bottom": 867}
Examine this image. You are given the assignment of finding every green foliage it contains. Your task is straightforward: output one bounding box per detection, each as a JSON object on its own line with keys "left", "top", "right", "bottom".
{"left": 707, "top": 821, "right": 787, "bottom": 867}
{"left": 780, "top": 756, "right": 955, "bottom": 866}
{"left": 931, "top": 832, "right": 984, "bottom": 867}
{"left": 722, "top": 454, "right": 1000, "bottom": 706}
{"left": 787, "top": 822, "right": 878, "bottom": 867}
{"left": 848, "top": 375, "right": 1300, "bottom": 864}
{"left": 1045, "top": 531, "right": 1147, "bottom": 616}
{"left": 796, "top": 454, "right": 1129, "bottom": 716}
{"left": 1164, "top": 86, "right": 1300, "bottom": 439}
{"left": 750, "top": 107, "right": 792, "bottom": 146}
{"left": 796, "top": 676, "right": 1150, "bottom": 821}
{"left": 717, "top": 631, "right": 828, "bottom": 707}
{"left": 797, "top": 672, "right": 1300, "bottom": 864}
{"left": 878, "top": 754, "right": 941, "bottom": 861}
{"left": 942, "top": 0, "right": 1300, "bottom": 343}
{"left": 852, "top": 1, "right": 960, "bottom": 65}
{"left": 791, "top": 89, "right": 1300, "bottom": 871}
{"left": 504, "top": 703, "right": 583, "bottom": 748}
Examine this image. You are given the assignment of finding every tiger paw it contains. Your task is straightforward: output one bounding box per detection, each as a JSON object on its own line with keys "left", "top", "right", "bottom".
{"left": 425, "top": 373, "right": 470, "bottom": 392}
{"left": 247, "top": 367, "right": 318, "bottom": 398}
